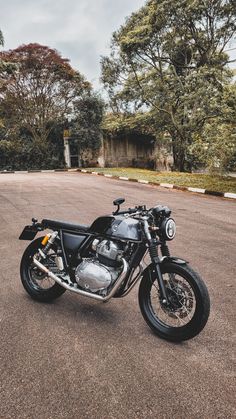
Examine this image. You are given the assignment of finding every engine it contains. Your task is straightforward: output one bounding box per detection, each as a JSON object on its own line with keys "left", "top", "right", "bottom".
{"left": 75, "top": 239, "right": 125, "bottom": 293}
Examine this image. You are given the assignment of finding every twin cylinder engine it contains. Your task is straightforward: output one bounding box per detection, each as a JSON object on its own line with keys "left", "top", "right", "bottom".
{"left": 75, "top": 239, "right": 125, "bottom": 293}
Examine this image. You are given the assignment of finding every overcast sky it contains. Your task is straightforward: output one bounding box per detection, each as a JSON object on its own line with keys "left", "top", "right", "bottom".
{"left": 1, "top": 0, "right": 145, "bottom": 90}
{"left": 1, "top": 0, "right": 235, "bottom": 91}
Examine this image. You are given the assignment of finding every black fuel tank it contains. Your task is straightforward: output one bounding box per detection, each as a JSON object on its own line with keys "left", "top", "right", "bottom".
{"left": 89, "top": 215, "right": 141, "bottom": 241}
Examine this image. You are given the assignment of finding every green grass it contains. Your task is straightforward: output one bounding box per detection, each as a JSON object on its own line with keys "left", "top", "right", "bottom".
{"left": 85, "top": 167, "right": 236, "bottom": 193}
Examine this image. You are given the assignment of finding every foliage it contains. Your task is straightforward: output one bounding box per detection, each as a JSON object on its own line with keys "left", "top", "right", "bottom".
{"left": 101, "top": 0, "right": 236, "bottom": 171}
{"left": 190, "top": 122, "right": 236, "bottom": 174}
{"left": 0, "top": 43, "right": 90, "bottom": 144}
{"left": 190, "top": 83, "right": 236, "bottom": 172}
{"left": 0, "top": 42, "right": 99, "bottom": 170}
{"left": 102, "top": 111, "right": 161, "bottom": 137}
{"left": 71, "top": 93, "right": 104, "bottom": 155}
{"left": 0, "top": 29, "right": 4, "bottom": 129}
{"left": 0, "top": 30, "right": 3, "bottom": 47}
{"left": 0, "top": 124, "right": 65, "bottom": 170}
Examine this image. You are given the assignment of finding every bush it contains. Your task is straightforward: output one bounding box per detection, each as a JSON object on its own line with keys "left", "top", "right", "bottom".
{"left": 0, "top": 137, "right": 64, "bottom": 170}
{"left": 190, "top": 122, "right": 236, "bottom": 174}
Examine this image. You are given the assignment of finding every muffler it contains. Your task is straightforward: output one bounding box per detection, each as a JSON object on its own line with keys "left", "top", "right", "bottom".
{"left": 33, "top": 257, "right": 128, "bottom": 302}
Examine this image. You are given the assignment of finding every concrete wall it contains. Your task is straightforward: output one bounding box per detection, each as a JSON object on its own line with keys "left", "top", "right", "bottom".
{"left": 98, "top": 134, "right": 173, "bottom": 171}
{"left": 101, "top": 134, "right": 155, "bottom": 168}
{"left": 79, "top": 133, "right": 174, "bottom": 171}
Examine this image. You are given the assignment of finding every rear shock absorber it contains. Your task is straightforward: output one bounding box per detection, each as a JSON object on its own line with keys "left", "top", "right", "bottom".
{"left": 39, "top": 231, "right": 64, "bottom": 272}
{"left": 40, "top": 231, "right": 58, "bottom": 257}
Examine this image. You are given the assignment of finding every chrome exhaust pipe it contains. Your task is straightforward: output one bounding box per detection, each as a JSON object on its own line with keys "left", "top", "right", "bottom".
{"left": 33, "top": 257, "right": 129, "bottom": 302}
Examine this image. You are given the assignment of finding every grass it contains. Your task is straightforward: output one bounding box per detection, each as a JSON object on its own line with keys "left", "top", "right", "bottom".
{"left": 85, "top": 167, "right": 236, "bottom": 194}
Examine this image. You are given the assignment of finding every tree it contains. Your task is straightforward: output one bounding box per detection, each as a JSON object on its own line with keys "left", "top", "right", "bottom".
{"left": 71, "top": 93, "right": 104, "bottom": 162}
{"left": 101, "top": 0, "right": 236, "bottom": 171}
{"left": 0, "top": 43, "right": 90, "bottom": 146}
{"left": 190, "top": 82, "right": 236, "bottom": 172}
{"left": 0, "top": 30, "right": 3, "bottom": 48}
{"left": 0, "top": 29, "right": 4, "bottom": 128}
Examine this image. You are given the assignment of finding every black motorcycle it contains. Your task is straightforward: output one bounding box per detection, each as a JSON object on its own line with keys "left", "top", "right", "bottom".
{"left": 19, "top": 198, "right": 210, "bottom": 342}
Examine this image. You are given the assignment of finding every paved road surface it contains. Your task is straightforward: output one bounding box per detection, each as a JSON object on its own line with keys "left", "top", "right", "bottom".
{"left": 0, "top": 172, "right": 235, "bottom": 419}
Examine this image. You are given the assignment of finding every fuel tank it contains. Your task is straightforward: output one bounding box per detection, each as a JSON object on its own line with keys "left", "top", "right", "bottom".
{"left": 89, "top": 215, "right": 141, "bottom": 241}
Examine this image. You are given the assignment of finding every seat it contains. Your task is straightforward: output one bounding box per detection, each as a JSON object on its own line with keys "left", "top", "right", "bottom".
{"left": 42, "top": 219, "right": 90, "bottom": 232}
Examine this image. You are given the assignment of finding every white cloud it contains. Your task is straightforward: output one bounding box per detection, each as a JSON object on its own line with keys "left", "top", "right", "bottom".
{"left": 1, "top": 0, "right": 145, "bottom": 89}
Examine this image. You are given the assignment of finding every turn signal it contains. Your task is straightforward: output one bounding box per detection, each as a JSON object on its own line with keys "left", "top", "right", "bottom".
{"left": 41, "top": 234, "right": 50, "bottom": 246}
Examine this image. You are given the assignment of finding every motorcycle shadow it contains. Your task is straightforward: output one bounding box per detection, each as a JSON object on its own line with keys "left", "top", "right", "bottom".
{"left": 22, "top": 293, "right": 190, "bottom": 346}
{"left": 24, "top": 292, "right": 126, "bottom": 327}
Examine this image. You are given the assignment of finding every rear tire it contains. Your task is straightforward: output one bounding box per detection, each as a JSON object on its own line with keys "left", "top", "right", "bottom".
{"left": 138, "top": 262, "right": 210, "bottom": 342}
{"left": 20, "top": 237, "right": 66, "bottom": 302}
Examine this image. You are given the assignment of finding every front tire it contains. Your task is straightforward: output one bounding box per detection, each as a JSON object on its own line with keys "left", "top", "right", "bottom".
{"left": 139, "top": 262, "right": 210, "bottom": 342}
{"left": 20, "top": 237, "right": 66, "bottom": 302}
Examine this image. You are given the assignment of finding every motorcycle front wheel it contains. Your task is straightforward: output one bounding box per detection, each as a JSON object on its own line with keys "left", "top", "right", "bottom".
{"left": 138, "top": 262, "right": 210, "bottom": 342}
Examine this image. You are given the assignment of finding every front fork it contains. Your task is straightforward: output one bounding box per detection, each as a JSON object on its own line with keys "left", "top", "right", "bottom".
{"left": 149, "top": 243, "right": 170, "bottom": 304}
{"left": 143, "top": 219, "right": 170, "bottom": 305}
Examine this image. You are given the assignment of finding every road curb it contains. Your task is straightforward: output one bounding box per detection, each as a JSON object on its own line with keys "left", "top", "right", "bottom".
{"left": 0, "top": 168, "right": 235, "bottom": 200}
{"left": 0, "top": 168, "right": 77, "bottom": 174}
{"left": 76, "top": 169, "right": 236, "bottom": 200}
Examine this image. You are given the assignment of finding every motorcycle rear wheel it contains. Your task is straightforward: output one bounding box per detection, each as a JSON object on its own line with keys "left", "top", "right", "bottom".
{"left": 20, "top": 237, "right": 66, "bottom": 302}
{"left": 138, "top": 262, "right": 210, "bottom": 342}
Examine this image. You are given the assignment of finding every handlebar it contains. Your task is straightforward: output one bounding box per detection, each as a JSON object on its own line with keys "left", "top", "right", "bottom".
{"left": 113, "top": 204, "right": 171, "bottom": 219}
{"left": 113, "top": 205, "right": 148, "bottom": 216}
{"left": 113, "top": 208, "right": 136, "bottom": 216}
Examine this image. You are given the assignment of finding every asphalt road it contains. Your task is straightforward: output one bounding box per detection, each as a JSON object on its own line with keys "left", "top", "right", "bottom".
{"left": 0, "top": 172, "right": 235, "bottom": 419}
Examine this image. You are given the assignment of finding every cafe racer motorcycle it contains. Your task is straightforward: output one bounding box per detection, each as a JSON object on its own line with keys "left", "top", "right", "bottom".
{"left": 19, "top": 198, "right": 210, "bottom": 342}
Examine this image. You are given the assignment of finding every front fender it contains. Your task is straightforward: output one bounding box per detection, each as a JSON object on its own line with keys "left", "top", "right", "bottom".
{"left": 161, "top": 256, "right": 188, "bottom": 265}
{"left": 141, "top": 257, "right": 188, "bottom": 279}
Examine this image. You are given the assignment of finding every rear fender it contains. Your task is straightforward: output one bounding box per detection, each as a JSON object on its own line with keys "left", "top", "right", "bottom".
{"left": 19, "top": 224, "right": 43, "bottom": 240}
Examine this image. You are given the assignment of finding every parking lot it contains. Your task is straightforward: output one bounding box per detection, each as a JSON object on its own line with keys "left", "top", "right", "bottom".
{"left": 0, "top": 172, "right": 235, "bottom": 419}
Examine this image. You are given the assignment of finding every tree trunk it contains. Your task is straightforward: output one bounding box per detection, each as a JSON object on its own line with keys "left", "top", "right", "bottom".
{"left": 171, "top": 132, "right": 187, "bottom": 172}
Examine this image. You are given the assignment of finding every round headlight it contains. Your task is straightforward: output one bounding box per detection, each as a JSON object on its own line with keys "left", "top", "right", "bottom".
{"left": 161, "top": 218, "right": 176, "bottom": 240}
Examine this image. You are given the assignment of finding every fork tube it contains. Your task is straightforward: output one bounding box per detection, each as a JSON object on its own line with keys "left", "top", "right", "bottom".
{"left": 161, "top": 242, "right": 170, "bottom": 257}
{"left": 143, "top": 219, "right": 169, "bottom": 304}
{"left": 149, "top": 243, "right": 169, "bottom": 304}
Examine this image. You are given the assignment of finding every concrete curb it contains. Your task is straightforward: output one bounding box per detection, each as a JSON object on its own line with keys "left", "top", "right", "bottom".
{"left": 76, "top": 169, "right": 236, "bottom": 200}
{"left": 0, "top": 168, "right": 235, "bottom": 200}
{"left": 0, "top": 168, "right": 77, "bottom": 174}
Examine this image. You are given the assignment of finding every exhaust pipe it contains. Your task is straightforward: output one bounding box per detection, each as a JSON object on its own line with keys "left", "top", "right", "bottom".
{"left": 120, "top": 263, "right": 144, "bottom": 297}
{"left": 33, "top": 257, "right": 129, "bottom": 302}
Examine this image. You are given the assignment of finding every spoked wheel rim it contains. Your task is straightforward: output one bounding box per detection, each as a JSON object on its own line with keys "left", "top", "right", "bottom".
{"left": 149, "top": 271, "right": 197, "bottom": 328}
{"left": 28, "top": 249, "right": 57, "bottom": 291}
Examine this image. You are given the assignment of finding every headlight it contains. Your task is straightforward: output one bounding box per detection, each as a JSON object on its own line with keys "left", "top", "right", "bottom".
{"left": 160, "top": 218, "right": 176, "bottom": 240}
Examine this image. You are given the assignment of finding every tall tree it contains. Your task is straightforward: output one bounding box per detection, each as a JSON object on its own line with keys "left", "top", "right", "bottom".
{"left": 0, "top": 29, "right": 5, "bottom": 129}
{"left": 190, "top": 82, "right": 236, "bottom": 172}
{"left": 0, "top": 43, "right": 90, "bottom": 145}
{"left": 101, "top": 0, "right": 236, "bottom": 171}
{"left": 0, "top": 30, "right": 3, "bottom": 48}
{"left": 71, "top": 93, "right": 104, "bottom": 155}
